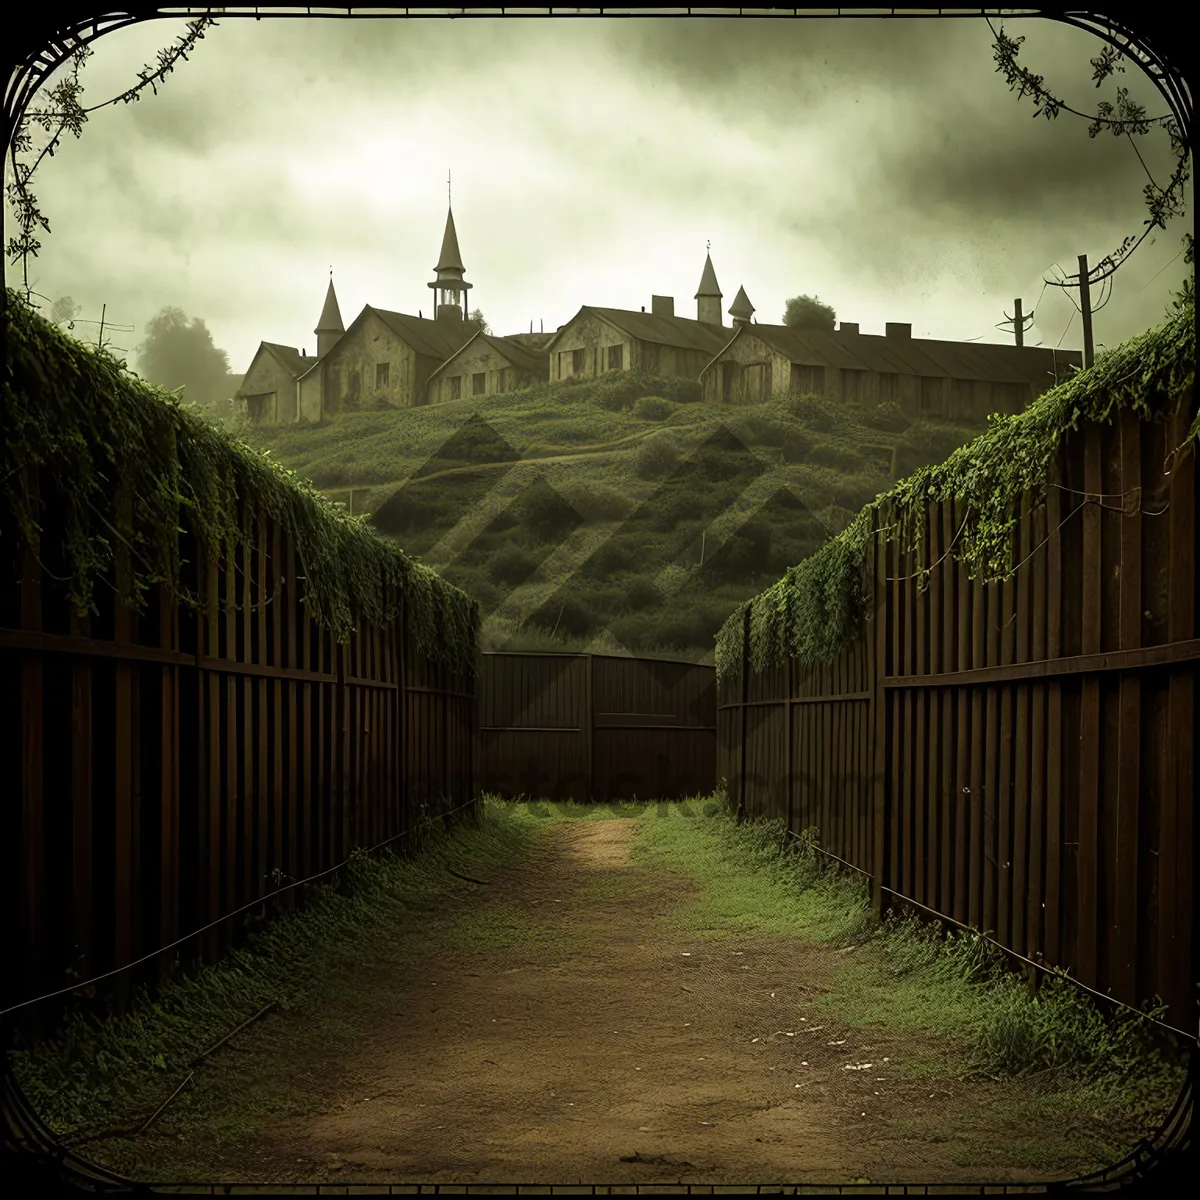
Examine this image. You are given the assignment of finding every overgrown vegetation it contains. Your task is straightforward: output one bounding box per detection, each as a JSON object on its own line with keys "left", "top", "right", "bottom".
{"left": 8, "top": 797, "right": 548, "bottom": 1149}
{"left": 715, "top": 288, "right": 1197, "bottom": 682}
{"left": 3, "top": 291, "right": 479, "bottom": 674}
{"left": 632, "top": 795, "right": 1186, "bottom": 1125}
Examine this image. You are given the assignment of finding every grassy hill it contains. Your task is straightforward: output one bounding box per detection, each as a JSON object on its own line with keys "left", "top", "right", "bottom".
{"left": 243, "top": 371, "right": 991, "bottom": 662}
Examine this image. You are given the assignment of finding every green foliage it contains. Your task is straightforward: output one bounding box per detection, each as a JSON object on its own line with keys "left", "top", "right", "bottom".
{"left": 788, "top": 391, "right": 839, "bottom": 431}
{"left": 134, "top": 305, "right": 237, "bottom": 408}
{"left": 733, "top": 415, "right": 786, "bottom": 447}
{"left": 634, "top": 432, "right": 681, "bottom": 479}
{"left": 783, "top": 294, "right": 837, "bottom": 331}
{"left": 715, "top": 291, "right": 1196, "bottom": 683}
{"left": 569, "top": 483, "right": 631, "bottom": 522}
{"left": 633, "top": 395, "right": 675, "bottom": 421}
{"left": 782, "top": 428, "right": 813, "bottom": 463}
{"left": 3, "top": 290, "right": 480, "bottom": 676}
{"left": 860, "top": 400, "right": 913, "bottom": 434}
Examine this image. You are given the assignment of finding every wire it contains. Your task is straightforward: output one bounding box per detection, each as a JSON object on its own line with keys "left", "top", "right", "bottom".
{"left": 1056, "top": 310, "right": 1076, "bottom": 348}
{"left": 1140, "top": 247, "right": 1185, "bottom": 292}
{"left": 0, "top": 796, "right": 482, "bottom": 1019}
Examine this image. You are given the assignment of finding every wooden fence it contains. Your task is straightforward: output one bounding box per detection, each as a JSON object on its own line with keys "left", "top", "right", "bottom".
{"left": 480, "top": 652, "right": 716, "bottom": 803}
{"left": 2, "top": 475, "right": 478, "bottom": 1041}
{"left": 719, "top": 395, "right": 1198, "bottom": 1032}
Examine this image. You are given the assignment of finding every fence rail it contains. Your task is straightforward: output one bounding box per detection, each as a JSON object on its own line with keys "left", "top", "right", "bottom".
{"left": 479, "top": 652, "right": 716, "bottom": 803}
{"left": 2, "top": 478, "right": 478, "bottom": 1044}
{"left": 718, "top": 394, "right": 1198, "bottom": 1032}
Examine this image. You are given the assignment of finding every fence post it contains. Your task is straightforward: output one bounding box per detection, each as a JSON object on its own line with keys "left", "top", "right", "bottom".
{"left": 585, "top": 653, "right": 594, "bottom": 803}
{"left": 738, "top": 606, "right": 750, "bottom": 823}
{"left": 871, "top": 505, "right": 889, "bottom": 920}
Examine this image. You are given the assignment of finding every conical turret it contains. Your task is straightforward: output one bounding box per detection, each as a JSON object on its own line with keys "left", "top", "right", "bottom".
{"left": 429, "top": 201, "right": 472, "bottom": 323}
{"left": 695, "top": 250, "right": 723, "bottom": 326}
{"left": 315, "top": 276, "right": 344, "bottom": 357}
{"left": 729, "top": 285, "right": 755, "bottom": 328}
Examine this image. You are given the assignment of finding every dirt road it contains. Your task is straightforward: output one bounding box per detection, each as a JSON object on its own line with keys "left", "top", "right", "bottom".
{"left": 153, "top": 818, "right": 1095, "bottom": 1188}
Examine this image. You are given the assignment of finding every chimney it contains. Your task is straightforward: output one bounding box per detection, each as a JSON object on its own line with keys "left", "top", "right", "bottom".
{"left": 839, "top": 322, "right": 859, "bottom": 335}
{"left": 652, "top": 295, "right": 674, "bottom": 318}
{"left": 885, "top": 322, "right": 912, "bottom": 339}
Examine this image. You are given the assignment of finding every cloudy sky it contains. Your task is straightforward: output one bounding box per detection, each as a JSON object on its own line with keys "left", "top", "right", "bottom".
{"left": 6, "top": 9, "right": 1192, "bottom": 375}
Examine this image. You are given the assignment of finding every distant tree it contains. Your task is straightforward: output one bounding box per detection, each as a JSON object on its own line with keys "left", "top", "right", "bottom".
{"left": 466, "top": 307, "right": 491, "bottom": 335}
{"left": 782, "top": 294, "right": 837, "bottom": 331}
{"left": 48, "top": 295, "right": 82, "bottom": 327}
{"left": 135, "top": 306, "right": 234, "bottom": 406}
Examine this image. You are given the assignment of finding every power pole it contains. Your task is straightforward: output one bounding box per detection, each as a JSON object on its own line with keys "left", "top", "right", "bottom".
{"left": 1077, "top": 254, "right": 1095, "bottom": 368}
{"left": 1000, "top": 298, "right": 1034, "bottom": 347}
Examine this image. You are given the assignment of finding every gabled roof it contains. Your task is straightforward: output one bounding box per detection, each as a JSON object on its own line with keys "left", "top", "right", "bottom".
{"left": 435, "top": 206, "right": 465, "bottom": 273}
{"left": 426, "top": 330, "right": 551, "bottom": 380}
{"left": 366, "top": 306, "right": 476, "bottom": 361}
{"left": 545, "top": 305, "right": 731, "bottom": 356}
{"left": 695, "top": 253, "right": 722, "bottom": 299}
{"left": 315, "top": 279, "right": 344, "bottom": 334}
{"left": 262, "top": 341, "right": 307, "bottom": 376}
{"left": 701, "top": 323, "right": 1082, "bottom": 385}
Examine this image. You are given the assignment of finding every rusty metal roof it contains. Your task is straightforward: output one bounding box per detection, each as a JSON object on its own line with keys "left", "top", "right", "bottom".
{"left": 549, "top": 306, "right": 731, "bottom": 355}
{"left": 702, "top": 323, "right": 1081, "bottom": 384}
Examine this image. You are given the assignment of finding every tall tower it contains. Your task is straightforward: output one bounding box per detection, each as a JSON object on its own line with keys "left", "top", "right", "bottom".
{"left": 315, "top": 274, "right": 344, "bottom": 357}
{"left": 429, "top": 177, "right": 471, "bottom": 324}
{"left": 729, "top": 285, "right": 755, "bottom": 328}
{"left": 695, "top": 245, "right": 723, "bottom": 326}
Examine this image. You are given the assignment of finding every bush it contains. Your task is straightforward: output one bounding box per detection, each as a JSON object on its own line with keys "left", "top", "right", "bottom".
{"left": 788, "top": 392, "right": 837, "bottom": 431}
{"left": 634, "top": 395, "right": 675, "bottom": 421}
{"left": 625, "top": 578, "right": 662, "bottom": 610}
{"left": 861, "top": 401, "right": 912, "bottom": 434}
{"left": 663, "top": 378, "right": 702, "bottom": 405}
{"left": 806, "top": 441, "right": 859, "bottom": 473}
{"left": 735, "top": 416, "right": 786, "bottom": 447}
{"left": 635, "top": 433, "right": 681, "bottom": 480}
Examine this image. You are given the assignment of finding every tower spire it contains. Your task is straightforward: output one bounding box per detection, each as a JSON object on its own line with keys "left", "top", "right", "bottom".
{"left": 430, "top": 183, "right": 471, "bottom": 323}
{"left": 315, "top": 272, "right": 344, "bottom": 357}
{"left": 695, "top": 248, "right": 723, "bottom": 326}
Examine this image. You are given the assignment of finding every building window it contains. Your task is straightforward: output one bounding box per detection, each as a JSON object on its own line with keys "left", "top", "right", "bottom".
{"left": 472, "top": 372, "right": 486, "bottom": 396}
{"left": 450, "top": 375, "right": 462, "bottom": 401}
{"left": 376, "top": 362, "right": 390, "bottom": 389}
{"left": 790, "top": 364, "right": 824, "bottom": 395}
{"left": 558, "top": 351, "right": 568, "bottom": 379}
{"left": 497, "top": 368, "right": 507, "bottom": 393}
{"left": 721, "top": 362, "right": 737, "bottom": 403}
{"left": 572, "top": 348, "right": 585, "bottom": 375}
{"left": 607, "top": 344, "right": 623, "bottom": 371}
{"left": 644, "top": 344, "right": 661, "bottom": 374}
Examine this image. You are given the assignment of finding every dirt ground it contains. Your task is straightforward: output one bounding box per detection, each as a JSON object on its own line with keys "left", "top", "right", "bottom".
{"left": 109, "top": 818, "right": 1154, "bottom": 1188}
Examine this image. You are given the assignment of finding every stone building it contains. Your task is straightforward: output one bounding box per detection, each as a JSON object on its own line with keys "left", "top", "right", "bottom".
{"left": 700, "top": 318, "right": 1081, "bottom": 419}
{"left": 238, "top": 204, "right": 478, "bottom": 423}
{"left": 544, "top": 251, "right": 749, "bottom": 384}
{"left": 425, "top": 329, "right": 551, "bottom": 405}
{"left": 238, "top": 278, "right": 343, "bottom": 423}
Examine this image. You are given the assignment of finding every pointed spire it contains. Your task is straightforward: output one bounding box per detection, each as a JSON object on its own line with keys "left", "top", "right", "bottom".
{"left": 729, "top": 285, "right": 755, "bottom": 325}
{"left": 315, "top": 274, "right": 344, "bottom": 357}
{"left": 435, "top": 206, "right": 465, "bottom": 274}
{"left": 695, "top": 251, "right": 722, "bottom": 299}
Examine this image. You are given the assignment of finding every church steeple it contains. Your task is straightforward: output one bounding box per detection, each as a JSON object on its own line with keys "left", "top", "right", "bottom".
{"left": 729, "top": 285, "right": 755, "bottom": 328}
{"left": 428, "top": 172, "right": 471, "bottom": 323}
{"left": 315, "top": 273, "right": 344, "bottom": 357}
{"left": 695, "top": 243, "right": 723, "bottom": 326}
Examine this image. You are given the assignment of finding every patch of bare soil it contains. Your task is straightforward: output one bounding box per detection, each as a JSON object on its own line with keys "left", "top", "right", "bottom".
{"left": 118, "top": 820, "right": 1147, "bottom": 1187}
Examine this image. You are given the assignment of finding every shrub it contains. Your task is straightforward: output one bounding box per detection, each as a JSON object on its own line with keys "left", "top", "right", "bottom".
{"left": 788, "top": 392, "right": 838, "bottom": 431}
{"left": 806, "top": 441, "right": 859, "bottom": 473}
{"left": 664, "top": 378, "right": 702, "bottom": 405}
{"left": 736, "top": 416, "right": 786, "bottom": 447}
{"left": 625, "top": 578, "right": 662, "bottom": 610}
{"left": 861, "top": 401, "right": 912, "bottom": 434}
{"left": 635, "top": 433, "right": 681, "bottom": 480}
{"left": 634, "top": 395, "right": 675, "bottom": 421}
{"left": 490, "top": 545, "right": 538, "bottom": 587}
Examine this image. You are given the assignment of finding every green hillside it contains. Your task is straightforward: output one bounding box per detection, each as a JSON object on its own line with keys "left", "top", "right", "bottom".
{"left": 244, "top": 371, "right": 991, "bottom": 662}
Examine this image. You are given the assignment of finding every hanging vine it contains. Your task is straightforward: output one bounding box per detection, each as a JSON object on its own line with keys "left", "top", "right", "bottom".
{"left": 3, "top": 289, "right": 480, "bottom": 677}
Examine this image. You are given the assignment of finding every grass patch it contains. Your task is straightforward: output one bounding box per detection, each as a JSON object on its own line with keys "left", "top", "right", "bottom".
{"left": 7, "top": 796, "right": 550, "bottom": 1150}
{"left": 628, "top": 793, "right": 1188, "bottom": 1126}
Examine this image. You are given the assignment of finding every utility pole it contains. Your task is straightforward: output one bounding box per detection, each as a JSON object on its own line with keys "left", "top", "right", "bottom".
{"left": 1000, "top": 298, "right": 1034, "bottom": 347}
{"left": 1077, "top": 254, "right": 1095, "bottom": 368}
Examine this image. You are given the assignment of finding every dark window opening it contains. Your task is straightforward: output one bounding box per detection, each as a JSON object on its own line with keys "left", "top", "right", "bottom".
{"left": 472, "top": 372, "right": 486, "bottom": 395}
{"left": 572, "top": 347, "right": 585, "bottom": 375}
{"left": 376, "top": 362, "right": 390, "bottom": 389}
{"left": 450, "top": 375, "right": 462, "bottom": 401}
{"left": 607, "top": 344, "right": 623, "bottom": 371}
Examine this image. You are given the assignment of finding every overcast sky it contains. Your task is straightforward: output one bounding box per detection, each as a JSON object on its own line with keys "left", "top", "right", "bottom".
{"left": 6, "top": 10, "right": 1193, "bottom": 375}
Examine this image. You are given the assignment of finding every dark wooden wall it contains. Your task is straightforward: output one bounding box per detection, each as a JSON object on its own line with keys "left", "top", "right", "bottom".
{"left": 480, "top": 652, "right": 716, "bottom": 803}
{"left": 719, "top": 395, "right": 1198, "bottom": 1031}
{"left": 2, "top": 480, "right": 478, "bottom": 1041}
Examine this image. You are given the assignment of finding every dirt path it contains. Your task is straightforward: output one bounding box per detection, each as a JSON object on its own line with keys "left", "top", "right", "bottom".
{"left": 132, "top": 818, "right": 1094, "bottom": 1189}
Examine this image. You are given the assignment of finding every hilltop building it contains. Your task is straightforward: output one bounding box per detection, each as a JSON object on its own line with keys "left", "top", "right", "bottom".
{"left": 700, "top": 319, "right": 1081, "bottom": 418}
